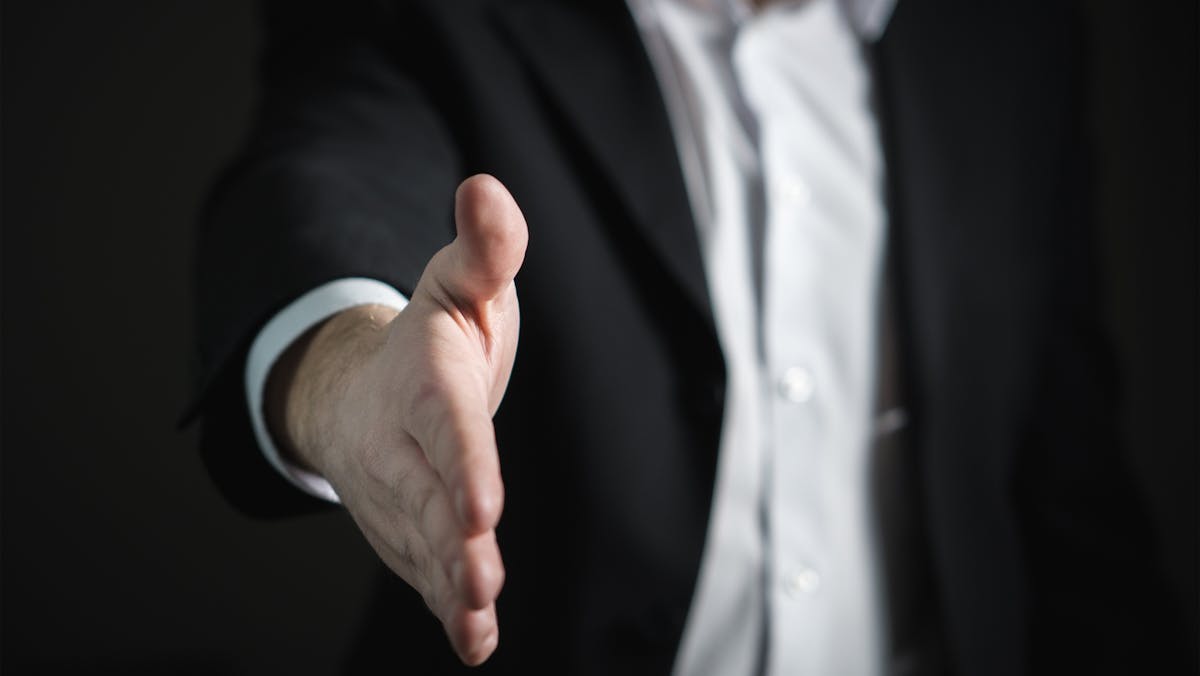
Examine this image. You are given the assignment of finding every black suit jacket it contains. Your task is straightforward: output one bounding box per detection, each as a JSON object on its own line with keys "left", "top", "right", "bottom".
{"left": 193, "top": 1, "right": 1188, "bottom": 673}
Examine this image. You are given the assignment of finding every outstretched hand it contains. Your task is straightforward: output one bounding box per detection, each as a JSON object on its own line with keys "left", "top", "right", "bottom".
{"left": 269, "top": 174, "right": 527, "bottom": 665}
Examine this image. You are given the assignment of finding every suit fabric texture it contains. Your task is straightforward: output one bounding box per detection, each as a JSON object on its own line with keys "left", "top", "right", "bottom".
{"left": 193, "top": 1, "right": 1188, "bottom": 673}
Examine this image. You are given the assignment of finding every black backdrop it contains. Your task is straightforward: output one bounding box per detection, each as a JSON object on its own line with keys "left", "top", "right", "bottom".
{"left": 2, "top": 1, "right": 1195, "bottom": 672}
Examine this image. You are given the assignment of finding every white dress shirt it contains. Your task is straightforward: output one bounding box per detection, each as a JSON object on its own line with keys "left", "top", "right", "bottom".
{"left": 245, "top": 0, "right": 894, "bottom": 673}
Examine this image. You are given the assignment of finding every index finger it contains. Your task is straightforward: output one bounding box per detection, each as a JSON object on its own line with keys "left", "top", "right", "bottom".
{"left": 407, "top": 377, "right": 505, "bottom": 534}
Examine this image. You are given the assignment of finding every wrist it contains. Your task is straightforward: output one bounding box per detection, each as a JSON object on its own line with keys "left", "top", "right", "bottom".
{"left": 266, "top": 304, "right": 399, "bottom": 478}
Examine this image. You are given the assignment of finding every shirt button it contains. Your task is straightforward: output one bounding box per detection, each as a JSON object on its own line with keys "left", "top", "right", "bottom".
{"left": 778, "top": 367, "right": 815, "bottom": 403}
{"left": 778, "top": 176, "right": 812, "bottom": 207}
{"left": 784, "top": 565, "right": 821, "bottom": 598}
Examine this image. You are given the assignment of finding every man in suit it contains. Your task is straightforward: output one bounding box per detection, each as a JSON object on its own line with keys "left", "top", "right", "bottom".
{"left": 193, "top": 0, "right": 1187, "bottom": 673}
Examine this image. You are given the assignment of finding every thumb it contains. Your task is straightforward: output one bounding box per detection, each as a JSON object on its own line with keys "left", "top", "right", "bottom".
{"left": 432, "top": 174, "right": 528, "bottom": 306}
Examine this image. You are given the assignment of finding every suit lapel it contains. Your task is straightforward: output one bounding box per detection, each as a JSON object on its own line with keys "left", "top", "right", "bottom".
{"left": 491, "top": 0, "right": 716, "bottom": 333}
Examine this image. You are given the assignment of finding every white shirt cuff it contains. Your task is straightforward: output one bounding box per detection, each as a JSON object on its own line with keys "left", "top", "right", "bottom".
{"left": 244, "top": 277, "right": 409, "bottom": 503}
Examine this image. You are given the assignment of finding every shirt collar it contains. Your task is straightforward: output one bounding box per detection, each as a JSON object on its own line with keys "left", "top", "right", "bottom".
{"left": 674, "top": 0, "right": 897, "bottom": 42}
{"left": 838, "top": 0, "right": 895, "bottom": 41}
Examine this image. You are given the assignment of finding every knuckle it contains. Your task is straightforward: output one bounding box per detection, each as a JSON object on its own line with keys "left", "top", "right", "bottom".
{"left": 410, "top": 376, "right": 447, "bottom": 417}
{"left": 406, "top": 378, "right": 457, "bottom": 448}
{"left": 388, "top": 457, "right": 417, "bottom": 494}
{"left": 394, "top": 533, "right": 419, "bottom": 571}
{"left": 367, "top": 526, "right": 425, "bottom": 593}
{"left": 393, "top": 536, "right": 436, "bottom": 597}
{"left": 405, "top": 481, "right": 444, "bottom": 545}
{"left": 358, "top": 430, "right": 391, "bottom": 481}
{"left": 426, "top": 416, "right": 467, "bottom": 480}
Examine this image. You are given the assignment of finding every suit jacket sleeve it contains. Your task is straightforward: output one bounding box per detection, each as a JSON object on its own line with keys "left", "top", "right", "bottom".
{"left": 192, "top": 1, "right": 461, "bottom": 516}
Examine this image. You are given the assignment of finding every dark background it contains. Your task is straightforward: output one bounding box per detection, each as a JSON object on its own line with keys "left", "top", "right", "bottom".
{"left": 1, "top": 1, "right": 1195, "bottom": 672}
